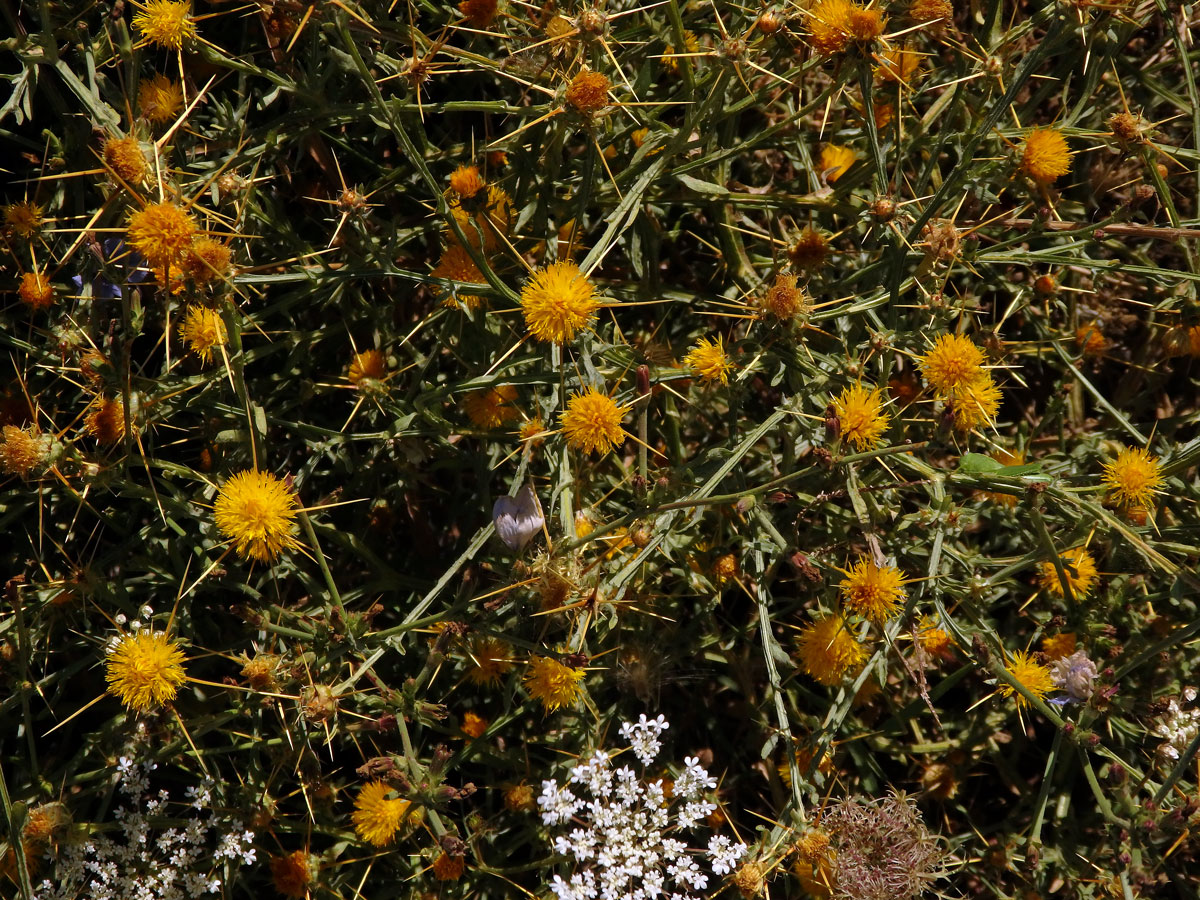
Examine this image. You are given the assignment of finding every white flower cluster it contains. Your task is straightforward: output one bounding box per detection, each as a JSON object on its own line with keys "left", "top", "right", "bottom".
{"left": 539, "top": 716, "right": 747, "bottom": 900}
{"left": 1154, "top": 687, "right": 1200, "bottom": 761}
{"left": 34, "top": 757, "right": 256, "bottom": 900}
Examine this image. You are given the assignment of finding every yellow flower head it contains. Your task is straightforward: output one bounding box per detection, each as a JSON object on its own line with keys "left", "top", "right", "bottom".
{"left": 875, "top": 48, "right": 921, "bottom": 84}
{"left": 916, "top": 616, "right": 955, "bottom": 660}
{"left": 909, "top": 0, "right": 952, "bottom": 28}
{"left": 0, "top": 425, "right": 47, "bottom": 477}
{"left": 182, "top": 237, "right": 233, "bottom": 286}
{"left": 103, "top": 136, "right": 149, "bottom": 185}
{"left": 214, "top": 469, "right": 301, "bottom": 563}
{"left": 461, "top": 711, "right": 488, "bottom": 739}
{"left": 1102, "top": 446, "right": 1163, "bottom": 509}
{"left": 760, "top": 273, "right": 811, "bottom": 320}
{"left": 132, "top": 0, "right": 197, "bottom": 49}
{"left": 807, "top": 0, "right": 885, "bottom": 54}
{"left": 138, "top": 74, "right": 185, "bottom": 123}
{"left": 1041, "top": 632, "right": 1077, "bottom": 661}
{"left": 560, "top": 387, "right": 626, "bottom": 455}
{"left": 788, "top": 227, "right": 830, "bottom": 270}
{"left": 999, "top": 650, "right": 1054, "bottom": 708}
{"left": 818, "top": 144, "right": 857, "bottom": 183}
{"left": 178, "top": 306, "right": 227, "bottom": 364}
{"left": 351, "top": 780, "right": 411, "bottom": 847}
{"left": 796, "top": 613, "right": 868, "bottom": 686}
{"left": 128, "top": 202, "right": 197, "bottom": 271}
{"left": 105, "top": 630, "right": 187, "bottom": 711}
{"left": 269, "top": 850, "right": 313, "bottom": 899}
{"left": 432, "top": 852, "right": 466, "bottom": 881}
{"left": 838, "top": 556, "right": 906, "bottom": 623}
{"left": 919, "top": 333, "right": 986, "bottom": 396}
{"left": 832, "top": 384, "right": 890, "bottom": 451}
{"left": 1020, "top": 127, "right": 1072, "bottom": 183}
{"left": 1037, "top": 547, "right": 1099, "bottom": 600}
{"left": 565, "top": 69, "right": 611, "bottom": 113}
{"left": 949, "top": 371, "right": 1002, "bottom": 432}
{"left": 449, "top": 185, "right": 511, "bottom": 250}
{"left": 524, "top": 655, "right": 586, "bottom": 712}
{"left": 348, "top": 349, "right": 388, "bottom": 388}
{"left": 4, "top": 201, "right": 44, "bottom": 239}
{"left": 86, "top": 397, "right": 129, "bottom": 444}
{"left": 465, "top": 637, "right": 515, "bottom": 687}
{"left": 448, "top": 165, "right": 486, "bottom": 200}
{"left": 520, "top": 262, "right": 598, "bottom": 343}
{"left": 464, "top": 385, "right": 519, "bottom": 430}
{"left": 18, "top": 271, "right": 54, "bottom": 310}
{"left": 431, "top": 242, "right": 487, "bottom": 310}
{"left": 685, "top": 336, "right": 736, "bottom": 385}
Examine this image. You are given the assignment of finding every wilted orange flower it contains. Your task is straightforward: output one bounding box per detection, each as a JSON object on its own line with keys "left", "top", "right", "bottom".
{"left": 349, "top": 349, "right": 388, "bottom": 387}
{"left": 432, "top": 852, "right": 466, "bottom": 880}
{"left": 449, "top": 165, "right": 486, "bottom": 199}
{"left": 0, "top": 425, "right": 47, "bottom": 477}
{"left": 788, "top": 227, "right": 830, "bottom": 270}
{"left": 461, "top": 712, "right": 488, "bottom": 738}
{"left": 18, "top": 272, "right": 54, "bottom": 310}
{"left": 86, "top": 397, "right": 129, "bottom": 443}
{"left": 269, "top": 850, "right": 313, "bottom": 898}
{"left": 565, "top": 69, "right": 611, "bottom": 113}
{"left": 1042, "top": 632, "right": 1077, "bottom": 661}
{"left": 761, "top": 273, "right": 810, "bottom": 320}
{"left": 432, "top": 242, "right": 487, "bottom": 310}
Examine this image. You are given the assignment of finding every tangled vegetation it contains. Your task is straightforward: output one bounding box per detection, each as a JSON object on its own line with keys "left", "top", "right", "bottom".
{"left": 3, "top": 0, "right": 1200, "bottom": 896}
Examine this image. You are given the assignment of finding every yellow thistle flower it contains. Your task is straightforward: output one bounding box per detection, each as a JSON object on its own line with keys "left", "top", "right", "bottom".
{"left": 999, "top": 650, "right": 1054, "bottom": 708}
{"left": 178, "top": 306, "right": 227, "bottom": 364}
{"left": 18, "top": 271, "right": 54, "bottom": 310}
{"left": 788, "top": 227, "right": 830, "bottom": 270}
{"left": 916, "top": 615, "right": 955, "bottom": 660}
{"left": 874, "top": 47, "right": 921, "bottom": 84}
{"left": 796, "top": 613, "right": 868, "bottom": 686}
{"left": 214, "top": 469, "right": 301, "bottom": 563}
{"left": 128, "top": 202, "right": 197, "bottom": 271}
{"left": 519, "top": 416, "right": 547, "bottom": 446}
{"left": 948, "top": 371, "right": 1002, "bottom": 432}
{"left": 4, "top": 201, "right": 44, "bottom": 239}
{"left": 684, "top": 336, "right": 736, "bottom": 385}
{"left": 449, "top": 185, "right": 511, "bottom": 250}
{"left": 818, "top": 144, "right": 857, "bottom": 182}
{"left": 138, "top": 74, "right": 185, "bottom": 123}
{"left": 1020, "top": 127, "right": 1072, "bottom": 183}
{"left": 464, "top": 385, "right": 519, "bottom": 430}
{"left": 1102, "top": 446, "right": 1163, "bottom": 509}
{"left": 461, "top": 711, "right": 488, "bottom": 739}
{"left": 449, "top": 164, "right": 487, "bottom": 200}
{"left": 1037, "top": 547, "right": 1099, "bottom": 600}
{"left": 832, "top": 384, "right": 890, "bottom": 451}
{"left": 0, "top": 425, "right": 47, "bottom": 478}
{"left": 86, "top": 397, "right": 129, "bottom": 443}
{"left": 432, "top": 852, "right": 466, "bottom": 881}
{"left": 1075, "top": 321, "right": 1107, "bottom": 357}
{"left": 132, "top": 0, "right": 197, "bottom": 49}
{"left": 182, "top": 237, "right": 232, "bottom": 286}
{"left": 565, "top": 69, "right": 611, "bottom": 113}
{"left": 105, "top": 630, "right": 187, "bottom": 711}
{"left": 351, "top": 781, "right": 411, "bottom": 847}
{"left": 464, "top": 637, "right": 514, "bottom": 687}
{"left": 560, "top": 387, "right": 627, "bottom": 455}
{"left": 919, "top": 333, "right": 985, "bottom": 396}
{"left": 524, "top": 655, "right": 586, "bottom": 712}
{"left": 269, "top": 850, "right": 313, "bottom": 899}
{"left": 760, "top": 273, "right": 811, "bottom": 320}
{"left": 520, "top": 262, "right": 598, "bottom": 343}
{"left": 806, "top": 0, "right": 885, "bottom": 54}
{"left": 1041, "top": 632, "right": 1077, "bottom": 661}
{"left": 838, "top": 556, "right": 907, "bottom": 623}
{"left": 431, "top": 242, "right": 487, "bottom": 310}
{"left": 103, "top": 135, "right": 149, "bottom": 185}
{"left": 348, "top": 349, "right": 388, "bottom": 388}
{"left": 909, "top": 0, "right": 952, "bottom": 28}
